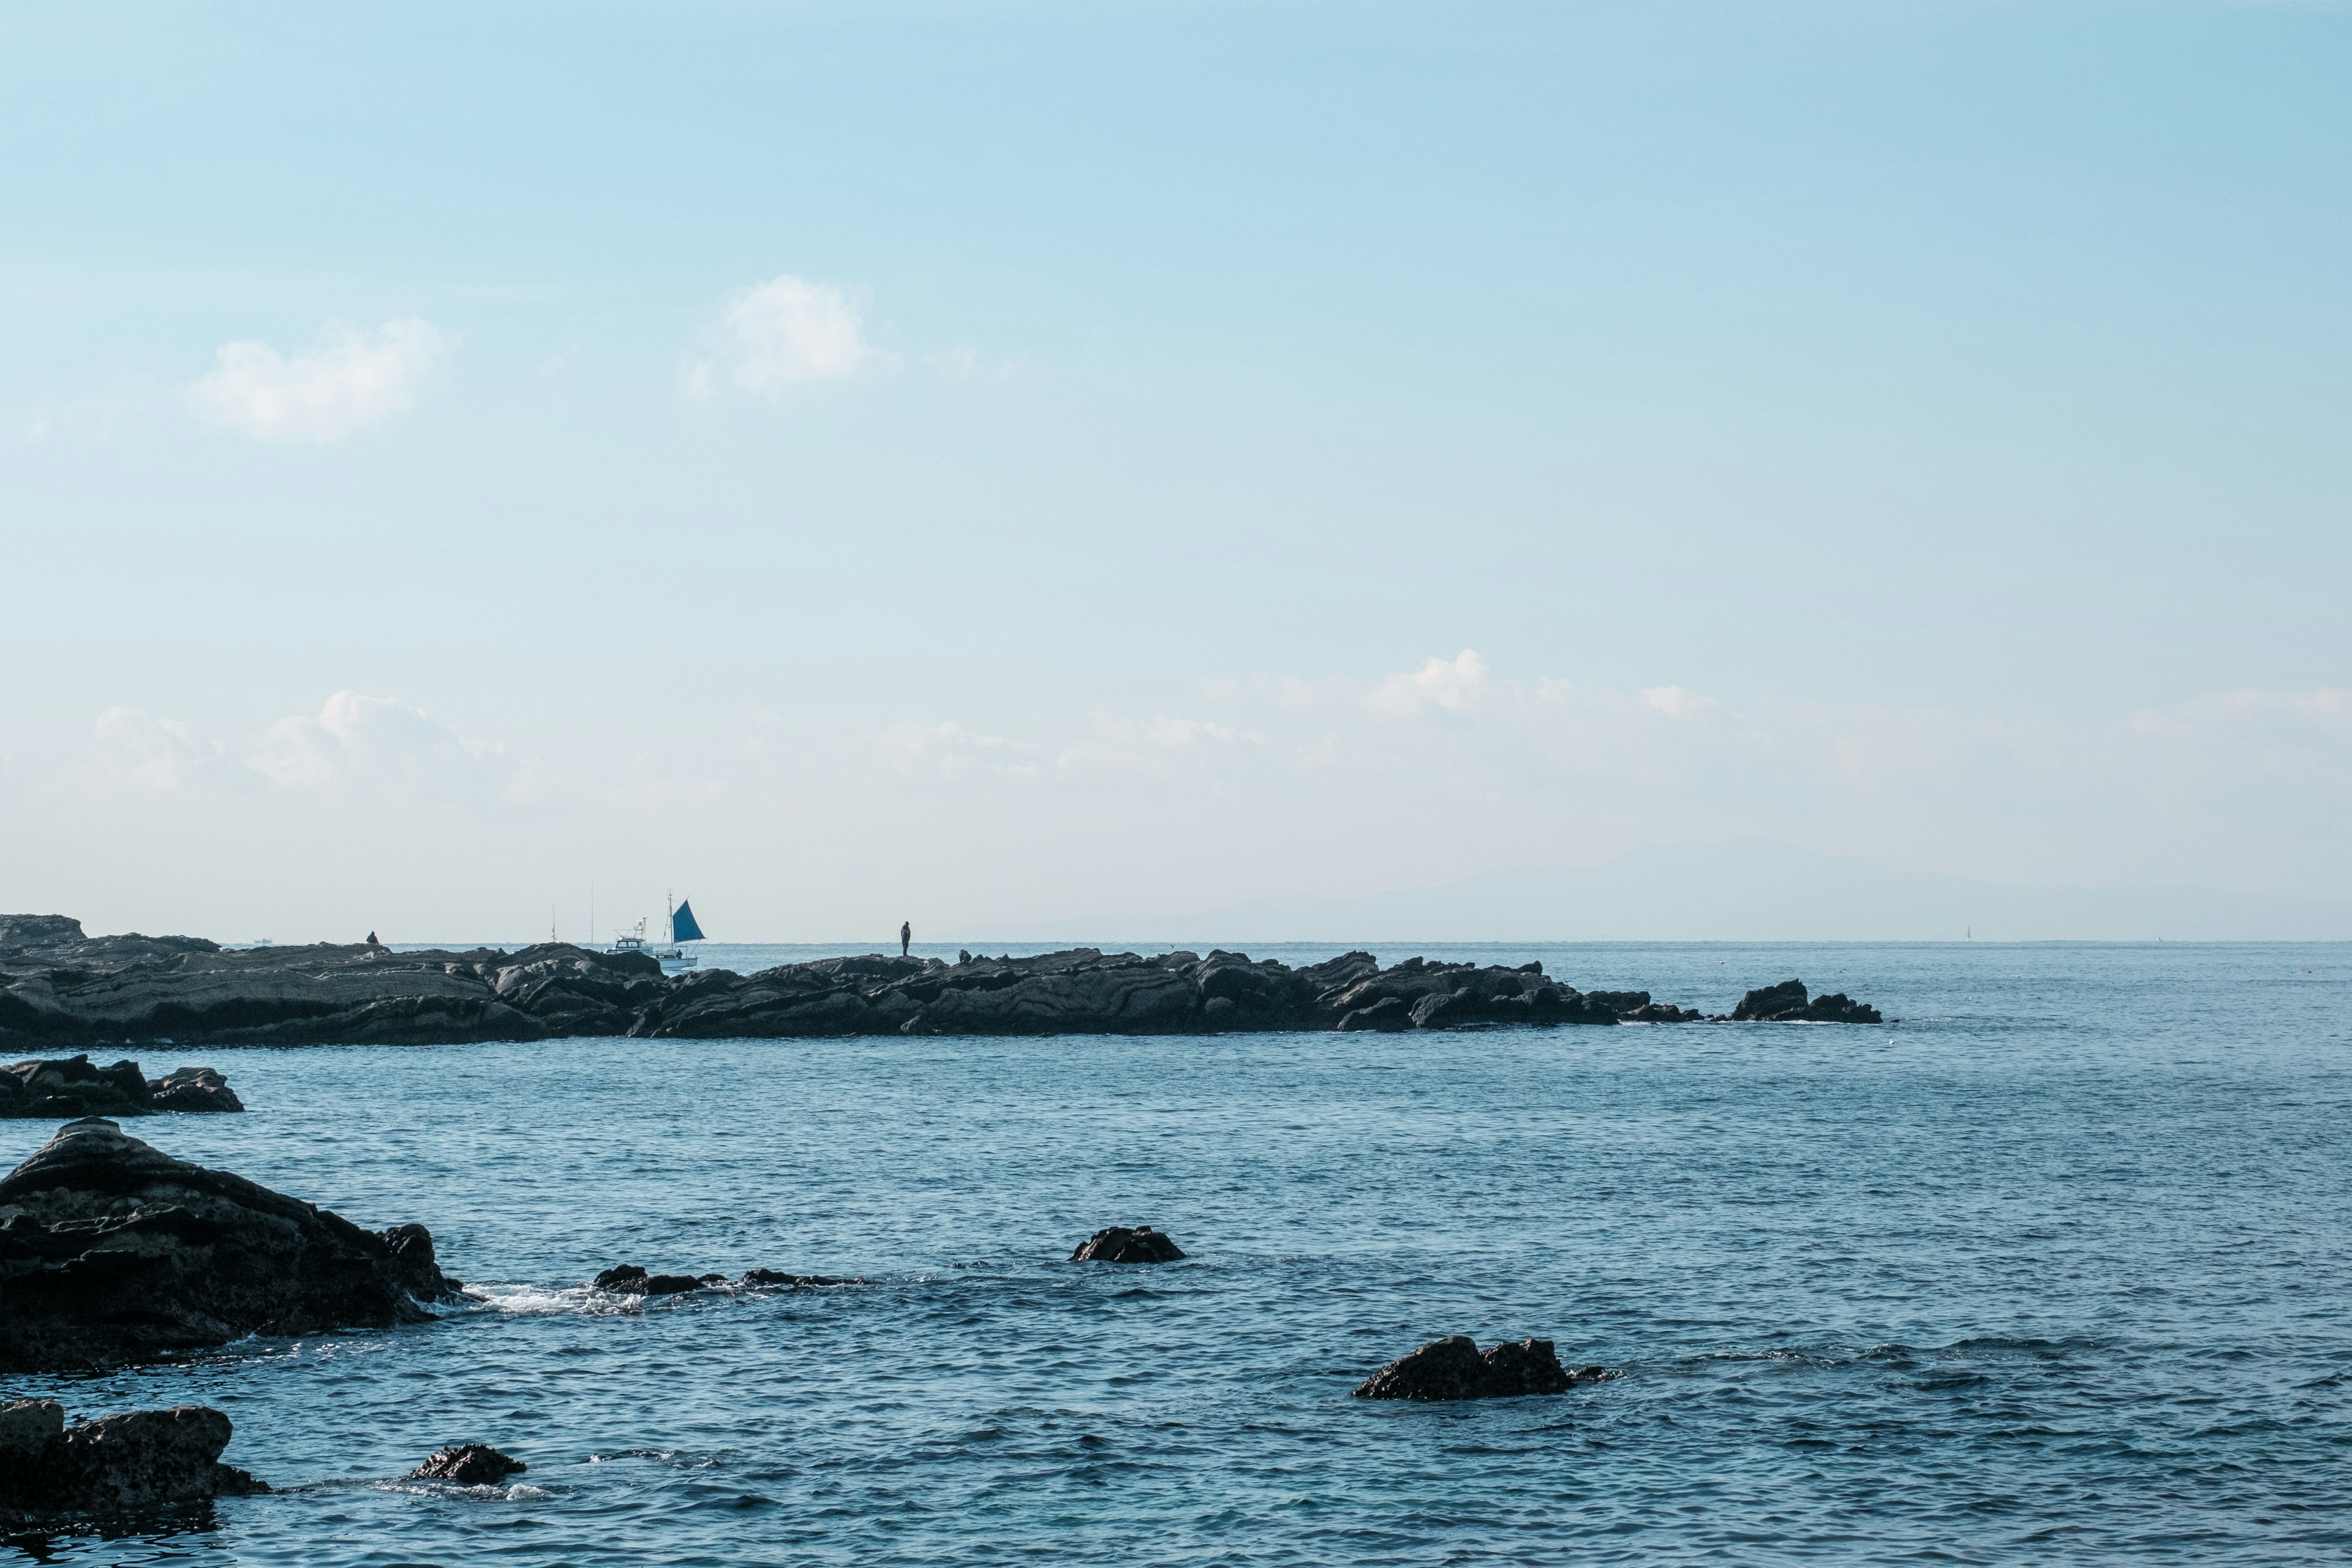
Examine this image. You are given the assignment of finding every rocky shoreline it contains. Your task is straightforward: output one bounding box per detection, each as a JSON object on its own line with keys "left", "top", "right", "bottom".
{"left": 0, "top": 913, "right": 1882, "bottom": 1049}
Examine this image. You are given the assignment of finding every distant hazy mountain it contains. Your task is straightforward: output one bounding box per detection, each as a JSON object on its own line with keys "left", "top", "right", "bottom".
{"left": 1042, "top": 840, "right": 2352, "bottom": 943}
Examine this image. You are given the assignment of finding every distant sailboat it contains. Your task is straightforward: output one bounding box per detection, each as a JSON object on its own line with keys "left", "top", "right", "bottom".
{"left": 609, "top": 892, "right": 706, "bottom": 973}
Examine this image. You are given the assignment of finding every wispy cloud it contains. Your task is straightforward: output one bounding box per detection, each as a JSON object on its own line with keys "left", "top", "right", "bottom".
{"left": 192, "top": 317, "right": 451, "bottom": 442}
{"left": 90, "top": 691, "right": 537, "bottom": 809}
{"left": 686, "top": 274, "right": 891, "bottom": 396}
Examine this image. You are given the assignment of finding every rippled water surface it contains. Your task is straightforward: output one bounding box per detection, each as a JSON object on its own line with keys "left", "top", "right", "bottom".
{"left": 6, "top": 941, "right": 2351, "bottom": 1565}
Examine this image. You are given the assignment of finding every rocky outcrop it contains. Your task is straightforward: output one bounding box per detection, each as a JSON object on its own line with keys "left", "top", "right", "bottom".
{"left": 3, "top": 911, "right": 1882, "bottom": 1044}
{"left": 1, "top": 1055, "right": 243, "bottom": 1117}
{"left": 1070, "top": 1225, "right": 1185, "bottom": 1262}
{"left": 1352, "top": 1336, "right": 1608, "bottom": 1401}
{"left": 0, "top": 1401, "right": 266, "bottom": 1523}
{"left": 405, "top": 1444, "right": 526, "bottom": 1485}
{"left": 1730, "top": 979, "right": 1884, "bottom": 1024}
{"left": 591, "top": 1264, "right": 712, "bottom": 1296}
{"left": 592, "top": 1263, "right": 857, "bottom": 1294}
{"left": 0, "top": 1117, "right": 466, "bottom": 1372}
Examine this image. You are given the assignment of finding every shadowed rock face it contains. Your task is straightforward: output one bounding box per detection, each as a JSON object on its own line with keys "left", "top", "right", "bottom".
{"left": 0, "top": 1400, "right": 266, "bottom": 1523}
{"left": 1, "top": 914, "right": 1885, "bottom": 1044}
{"left": 1730, "top": 979, "right": 1885, "bottom": 1023}
{"left": 1353, "top": 1336, "right": 1610, "bottom": 1401}
{"left": 0, "top": 1117, "right": 466, "bottom": 1373}
{"left": 1070, "top": 1226, "right": 1185, "bottom": 1262}
{"left": 2, "top": 1055, "right": 244, "bottom": 1118}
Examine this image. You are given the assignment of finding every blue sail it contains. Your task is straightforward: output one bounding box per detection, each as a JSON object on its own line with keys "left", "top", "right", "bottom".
{"left": 670, "top": 900, "right": 706, "bottom": 943}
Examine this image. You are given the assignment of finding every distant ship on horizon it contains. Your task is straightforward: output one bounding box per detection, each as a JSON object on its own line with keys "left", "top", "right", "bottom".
{"left": 611, "top": 894, "right": 705, "bottom": 973}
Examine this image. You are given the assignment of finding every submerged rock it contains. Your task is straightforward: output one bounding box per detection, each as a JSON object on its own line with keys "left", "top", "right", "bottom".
{"left": 590, "top": 1264, "right": 704, "bottom": 1296}
{"left": 0, "top": 1055, "right": 244, "bottom": 1118}
{"left": 737, "top": 1268, "right": 856, "bottom": 1289}
{"left": 0, "top": 1117, "right": 465, "bottom": 1373}
{"left": 0, "top": 1400, "right": 266, "bottom": 1523}
{"left": 1352, "top": 1336, "right": 1608, "bottom": 1401}
{"left": 1730, "top": 979, "right": 1884, "bottom": 1024}
{"left": 405, "top": 1444, "right": 526, "bottom": 1485}
{"left": 1070, "top": 1225, "right": 1185, "bottom": 1263}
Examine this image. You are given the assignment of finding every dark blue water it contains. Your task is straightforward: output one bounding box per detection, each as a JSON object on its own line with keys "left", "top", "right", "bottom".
{"left": 7, "top": 942, "right": 2351, "bottom": 1565}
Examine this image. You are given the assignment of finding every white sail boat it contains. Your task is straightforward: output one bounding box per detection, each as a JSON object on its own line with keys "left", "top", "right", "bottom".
{"left": 610, "top": 894, "right": 705, "bottom": 973}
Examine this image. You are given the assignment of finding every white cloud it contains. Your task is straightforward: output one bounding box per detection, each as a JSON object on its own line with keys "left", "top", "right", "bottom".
{"left": 24, "top": 386, "right": 148, "bottom": 444}
{"left": 91, "top": 708, "right": 226, "bottom": 793}
{"left": 1367, "top": 649, "right": 1490, "bottom": 717}
{"left": 192, "top": 317, "right": 451, "bottom": 442}
{"left": 883, "top": 721, "right": 1038, "bottom": 781}
{"left": 249, "top": 691, "right": 529, "bottom": 805}
{"left": 925, "top": 345, "right": 1019, "bottom": 383}
{"left": 687, "top": 275, "right": 888, "bottom": 396}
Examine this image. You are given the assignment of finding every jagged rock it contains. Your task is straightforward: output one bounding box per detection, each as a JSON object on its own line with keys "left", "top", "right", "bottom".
{"left": 1352, "top": 1336, "right": 1608, "bottom": 1401}
{"left": 1730, "top": 979, "right": 1884, "bottom": 1023}
{"left": 0, "top": 1117, "right": 465, "bottom": 1372}
{"left": 405, "top": 1444, "right": 526, "bottom": 1485}
{"left": 1070, "top": 1225, "right": 1185, "bottom": 1262}
{"left": 0, "top": 1055, "right": 244, "bottom": 1118}
{"left": 0, "top": 1401, "right": 266, "bottom": 1523}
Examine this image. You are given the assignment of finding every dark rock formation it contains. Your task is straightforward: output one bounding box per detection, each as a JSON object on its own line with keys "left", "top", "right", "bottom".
{"left": 590, "top": 1264, "right": 704, "bottom": 1296}
{"left": 1069, "top": 1225, "right": 1185, "bottom": 1262}
{"left": 405, "top": 1444, "right": 526, "bottom": 1485}
{"left": 6, "top": 911, "right": 1868, "bottom": 1044}
{"left": 0, "top": 1117, "right": 466, "bottom": 1373}
{"left": 0, "top": 1400, "right": 266, "bottom": 1523}
{"left": 1352, "top": 1336, "right": 1608, "bottom": 1401}
{"left": 1730, "top": 979, "right": 1884, "bottom": 1024}
{"left": 1, "top": 1054, "right": 243, "bottom": 1118}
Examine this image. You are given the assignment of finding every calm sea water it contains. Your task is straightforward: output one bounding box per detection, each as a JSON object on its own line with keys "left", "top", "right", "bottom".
{"left": 6, "top": 941, "right": 2350, "bottom": 1566}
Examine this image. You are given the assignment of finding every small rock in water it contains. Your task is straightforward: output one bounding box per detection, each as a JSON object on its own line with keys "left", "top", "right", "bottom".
{"left": 1352, "top": 1336, "right": 1608, "bottom": 1401}
{"left": 1730, "top": 979, "right": 1883, "bottom": 1023}
{"left": 590, "top": 1264, "right": 704, "bottom": 1296}
{"left": 0, "top": 1400, "right": 268, "bottom": 1523}
{"left": 1069, "top": 1225, "right": 1185, "bottom": 1263}
{"left": 405, "top": 1444, "right": 526, "bottom": 1485}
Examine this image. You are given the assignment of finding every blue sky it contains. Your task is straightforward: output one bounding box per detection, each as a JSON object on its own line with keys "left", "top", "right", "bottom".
{"left": 2, "top": 1, "right": 2347, "bottom": 940}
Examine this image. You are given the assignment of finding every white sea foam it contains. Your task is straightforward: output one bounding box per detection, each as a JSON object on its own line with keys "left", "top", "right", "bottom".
{"left": 466, "top": 1282, "right": 598, "bottom": 1316}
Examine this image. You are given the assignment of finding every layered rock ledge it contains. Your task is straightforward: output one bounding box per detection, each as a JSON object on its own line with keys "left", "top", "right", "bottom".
{"left": 0, "top": 1117, "right": 466, "bottom": 1373}
{"left": 1, "top": 914, "right": 1886, "bottom": 1047}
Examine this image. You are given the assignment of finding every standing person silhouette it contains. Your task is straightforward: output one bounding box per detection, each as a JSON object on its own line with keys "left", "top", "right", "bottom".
{"left": 900, "top": 920, "right": 911, "bottom": 958}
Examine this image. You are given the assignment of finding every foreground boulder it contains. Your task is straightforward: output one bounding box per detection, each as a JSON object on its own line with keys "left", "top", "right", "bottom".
{"left": 1730, "top": 979, "right": 1884, "bottom": 1023}
{"left": 1353, "top": 1336, "right": 1608, "bottom": 1401}
{"left": 1, "top": 1055, "right": 244, "bottom": 1118}
{"left": 0, "top": 1117, "right": 466, "bottom": 1372}
{"left": 0, "top": 1401, "right": 266, "bottom": 1523}
{"left": 405, "top": 1444, "right": 526, "bottom": 1485}
{"left": 1070, "top": 1225, "right": 1185, "bottom": 1262}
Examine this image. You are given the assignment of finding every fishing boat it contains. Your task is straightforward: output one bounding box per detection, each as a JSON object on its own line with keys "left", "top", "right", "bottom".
{"left": 611, "top": 894, "right": 705, "bottom": 973}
